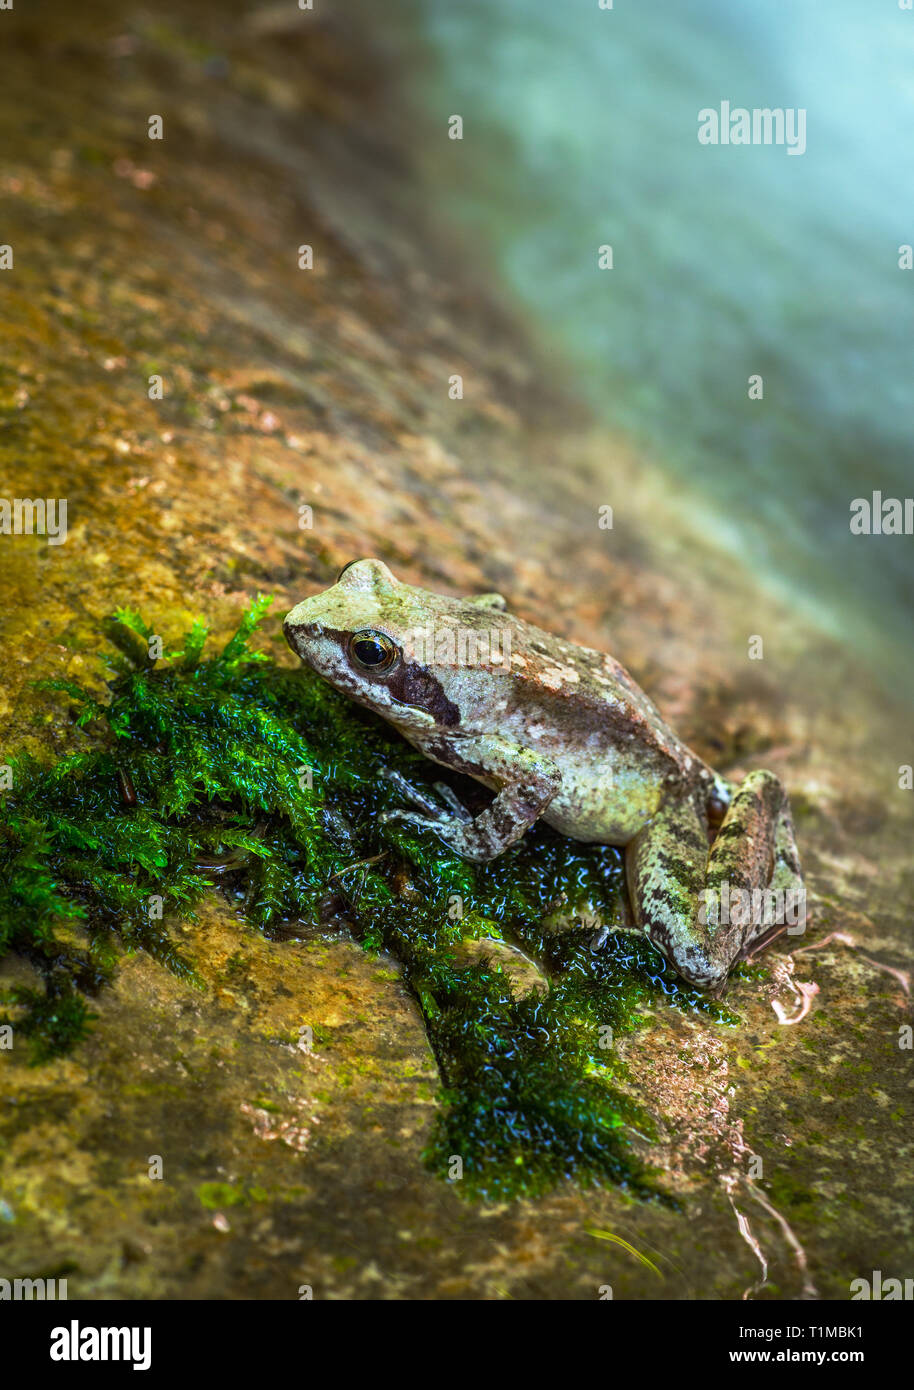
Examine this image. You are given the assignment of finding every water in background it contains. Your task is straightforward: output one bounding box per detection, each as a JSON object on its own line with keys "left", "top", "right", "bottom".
{"left": 389, "top": 0, "right": 914, "bottom": 687}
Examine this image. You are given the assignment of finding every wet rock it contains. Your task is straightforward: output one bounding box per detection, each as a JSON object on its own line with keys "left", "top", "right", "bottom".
{"left": 0, "top": 0, "right": 911, "bottom": 1300}
{"left": 450, "top": 937, "right": 549, "bottom": 1000}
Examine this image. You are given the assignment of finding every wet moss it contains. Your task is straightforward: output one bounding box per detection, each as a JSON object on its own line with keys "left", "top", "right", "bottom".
{"left": 197, "top": 1182, "right": 250, "bottom": 1209}
{"left": 0, "top": 599, "right": 734, "bottom": 1200}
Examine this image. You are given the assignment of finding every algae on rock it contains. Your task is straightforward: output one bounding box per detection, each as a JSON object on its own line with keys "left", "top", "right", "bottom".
{"left": 1, "top": 599, "right": 732, "bottom": 1199}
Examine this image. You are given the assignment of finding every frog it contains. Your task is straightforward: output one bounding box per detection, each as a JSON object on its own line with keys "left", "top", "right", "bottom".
{"left": 283, "top": 558, "right": 805, "bottom": 990}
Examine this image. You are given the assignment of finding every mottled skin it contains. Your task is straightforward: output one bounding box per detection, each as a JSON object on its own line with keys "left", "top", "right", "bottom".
{"left": 284, "top": 559, "right": 804, "bottom": 989}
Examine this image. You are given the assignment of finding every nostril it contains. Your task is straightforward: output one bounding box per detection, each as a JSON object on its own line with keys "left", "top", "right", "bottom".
{"left": 284, "top": 618, "right": 323, "bottom": 639}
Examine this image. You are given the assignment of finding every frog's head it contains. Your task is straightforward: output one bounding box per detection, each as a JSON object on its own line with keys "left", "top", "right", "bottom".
{"left": 283, "top": 558, "right": 466, "bottom": 735}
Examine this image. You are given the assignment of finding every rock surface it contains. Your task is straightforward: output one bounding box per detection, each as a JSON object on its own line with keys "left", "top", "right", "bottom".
{"left": 1, "top": 0, "right": 911, "bottom": 1299}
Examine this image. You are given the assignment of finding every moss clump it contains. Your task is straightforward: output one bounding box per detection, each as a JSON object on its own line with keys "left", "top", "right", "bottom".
{"left": 0, "top": 599, "right": 733, "bottom": 1199}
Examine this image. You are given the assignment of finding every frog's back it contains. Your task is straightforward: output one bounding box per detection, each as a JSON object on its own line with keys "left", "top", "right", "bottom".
{"left": 461, "top": 614, "right": 710, "bottom": 845}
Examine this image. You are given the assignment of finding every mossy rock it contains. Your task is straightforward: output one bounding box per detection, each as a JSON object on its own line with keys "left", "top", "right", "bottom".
{"left": 0, "top": 598, "right": 733, "bottom": 1201}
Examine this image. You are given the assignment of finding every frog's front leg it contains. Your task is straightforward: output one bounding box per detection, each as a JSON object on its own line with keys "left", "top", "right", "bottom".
{"left": 626, "top": 770, "right": 805, "bottom": 989}
{"left": 379, "top": 736, "right": 561, "bottom": 862}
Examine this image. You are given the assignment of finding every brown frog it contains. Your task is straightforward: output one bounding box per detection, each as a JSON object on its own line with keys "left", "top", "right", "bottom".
{"left": 284, "top": 559, "right": 805, "bottom": 989}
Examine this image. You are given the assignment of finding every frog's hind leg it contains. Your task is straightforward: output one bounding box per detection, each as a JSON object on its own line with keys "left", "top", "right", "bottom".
{"left": 737, "top": 789, "right": 807, "bottom": 962}
{"left": 706, "top": 770, "right": 806, "bottom": 966}
{"left": 627, "top": 770, "right": 805, "bottom": 990}
{"left": 626, "top": 786, "right": 720, "bottom": 987}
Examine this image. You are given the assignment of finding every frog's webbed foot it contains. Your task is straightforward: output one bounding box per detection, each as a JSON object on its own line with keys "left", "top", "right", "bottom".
{"left": 378, "top": 741, "right": 560, "bottom": 863}
{"left": 626, "top": 770, "right": 805, "bottom": 990}
{"left": 429, "top": 781, "right": 474, "bottom": 823}
{"left": 378, "top": 769, "right": 474, "bottom": 838}
{"left": 588, "top": 885, "right": 639, "bottom": 952}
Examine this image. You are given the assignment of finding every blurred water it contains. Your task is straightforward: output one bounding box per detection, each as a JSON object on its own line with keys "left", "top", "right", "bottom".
{"left": 393, "top": 0, "right": 914, "bottom": 686}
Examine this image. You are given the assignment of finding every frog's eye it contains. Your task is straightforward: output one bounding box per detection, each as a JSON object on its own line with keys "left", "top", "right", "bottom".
{"left": 336, "top": 560, "right": 361, "bottom": 581}
{"left": 348, "top": 629, "right": 400, "bottom": 675}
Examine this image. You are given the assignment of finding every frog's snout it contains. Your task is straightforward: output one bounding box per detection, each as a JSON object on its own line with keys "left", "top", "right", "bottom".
{"left": 283, "top": 604, "right": 324, "bottom": 651}
{"left": 284, "top": 620, "right": 323, "bottom": 639}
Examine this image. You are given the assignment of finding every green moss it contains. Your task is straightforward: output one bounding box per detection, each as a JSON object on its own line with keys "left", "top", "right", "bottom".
{"left": 0, "top": 598, "right": 735, "bottom": 1201}
{"left": 760, "top": 1170, "right": 822, "bottom": 1226}
{"left": 197, "top": 1182, "right": 246, "bottom": 1209}
{"left": 1, "top": 987, "right": 97, "bottom": 1064}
